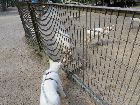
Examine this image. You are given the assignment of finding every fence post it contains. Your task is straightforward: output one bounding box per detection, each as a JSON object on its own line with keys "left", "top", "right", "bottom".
{"left": 27, "top": 2, "right": 43, "bottom": 51}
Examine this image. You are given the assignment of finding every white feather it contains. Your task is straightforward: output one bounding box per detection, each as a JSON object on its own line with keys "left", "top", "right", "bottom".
{"left": 130, "top": 17, "right": 140, "bottom": 22}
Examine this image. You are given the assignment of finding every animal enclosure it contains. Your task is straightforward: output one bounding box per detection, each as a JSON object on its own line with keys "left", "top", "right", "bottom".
{"left": 17, "top": 2, "right": 140, "bottom": 105}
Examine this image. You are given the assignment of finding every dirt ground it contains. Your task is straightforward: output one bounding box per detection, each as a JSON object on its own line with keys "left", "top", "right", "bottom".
{"left": 0, "top": 7, "right": 95, "bottom": 105}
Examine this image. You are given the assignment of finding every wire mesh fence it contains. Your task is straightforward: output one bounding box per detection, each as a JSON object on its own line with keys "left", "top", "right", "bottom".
{"left": 17, "top": 2, "right": 140, "bottom": 105}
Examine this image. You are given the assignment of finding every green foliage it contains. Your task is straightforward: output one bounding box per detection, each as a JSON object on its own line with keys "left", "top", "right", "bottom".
{"left": 70, "top": 0, "right": 95, "bottom": 3}
{"left": 0, "top": 0, "right": 16, "bottom": 11}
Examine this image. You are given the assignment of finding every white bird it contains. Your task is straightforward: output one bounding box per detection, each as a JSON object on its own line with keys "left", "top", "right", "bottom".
{"left": 87, "top": 28, "right": 103, "bottom": 36}
{"left": 130, "top": 17, "right": 140, "bottom": 28}
{"left": 130, "top": 17, "right": 140, "bottom": 22}
{"left": 87, "top": 25, "right": 114, "bottom": 36}
{"left": 104, "top": 25, "right": 114, "bottom": 34}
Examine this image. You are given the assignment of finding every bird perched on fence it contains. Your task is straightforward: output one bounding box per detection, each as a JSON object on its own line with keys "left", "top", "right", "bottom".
{"left": 130, "top": 17, "right": 140, "bottom": 22}
{"left": 130, "top": 17, "right": 140, "bottom": 28}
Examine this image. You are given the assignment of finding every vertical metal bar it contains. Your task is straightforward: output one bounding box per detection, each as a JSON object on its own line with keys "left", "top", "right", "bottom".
{"left": 103, "top": 9, "right": 107, "bottom": 40}
{"left": 98, "top": 11, "right": 100, "bottom": 43}
{"left": 79, "top": 9, "right": 80, "bottom": 21}
{"left": 88, "top": 56, "right": 90, "bottom": 87}
{"left": 82, "top": 26, "right": 85, "bottom": 82}
{"left": 76, "top": 12, "right": 78, "bottom": 21}
{"left": 82, "top": 8, "right": 85, "bottom": 83}
{"left": 96, "top": 11, "right": 101, "bottom": 53}
{"left": 80, "top": 29, "right": 82, "bottom": 45}
{"left": 77, "top": 28, "right": 79, "bottom": 42}
{"left": 85, "top": 8, "right": 88, "bottom": 68}
{"left": 89, "top": 8, "right": 92, "bottom": 42}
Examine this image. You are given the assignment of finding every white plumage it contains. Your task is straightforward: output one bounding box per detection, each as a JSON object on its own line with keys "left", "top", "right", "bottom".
{"left": 130, "top": 17, "right": 140, "bottom": 28}
{"left": 87, "top": 25, "right": 114, "bottom": 36}
{"left": 130, "top": 17, "right": 140, "bottom": 22}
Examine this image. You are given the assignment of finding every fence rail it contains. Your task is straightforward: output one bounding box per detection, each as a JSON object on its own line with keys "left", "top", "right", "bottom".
{"left": 17, "top": 2, "right": 140, "bottom": 105}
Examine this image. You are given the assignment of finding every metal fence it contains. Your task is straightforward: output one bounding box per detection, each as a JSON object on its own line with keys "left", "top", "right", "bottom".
{"left": 17, "top": 2, "right": 140, "bottom": 105}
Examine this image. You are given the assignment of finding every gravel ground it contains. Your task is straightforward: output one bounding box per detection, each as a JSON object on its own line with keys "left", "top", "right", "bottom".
{"left": 0, "top": 7, "right": 95, "bottom": 105}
